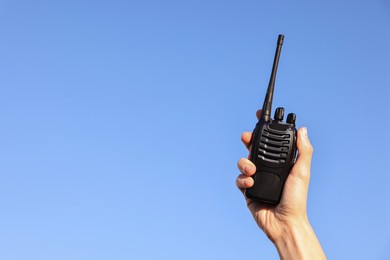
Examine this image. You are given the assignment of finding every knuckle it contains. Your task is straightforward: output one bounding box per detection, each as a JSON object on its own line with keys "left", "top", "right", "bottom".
{"left": 307, "top": 143, "right": 314, "bottom": 155}
{"left": 235, "top": 175, "right": 244, "bottom": 187}
{"left": 237, "top": 158, "right": 246, "bottom": 169}
{"left": 236, "top": 159, "right": 242, "bottom": 169}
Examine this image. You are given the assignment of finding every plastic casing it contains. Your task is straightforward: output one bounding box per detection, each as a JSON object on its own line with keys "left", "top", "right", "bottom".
{"left": 246, "top": 118, "right": 297, "bottom": 204}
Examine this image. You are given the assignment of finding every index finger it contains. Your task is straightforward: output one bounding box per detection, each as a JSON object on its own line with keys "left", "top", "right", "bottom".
{"left": 256, "top": 109, "right": 262, "bottom": 120}
{"left": 241, "top": 132, "right": 252, "bottom": 150}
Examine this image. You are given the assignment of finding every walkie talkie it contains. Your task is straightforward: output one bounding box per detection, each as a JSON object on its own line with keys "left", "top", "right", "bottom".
{"left": 245, "top": 34, "right": 297, "bottom": 205}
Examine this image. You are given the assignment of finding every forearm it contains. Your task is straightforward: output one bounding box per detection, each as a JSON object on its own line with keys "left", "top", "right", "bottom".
{"left": 273, "top": 219, "right": 326, "bottom": 260}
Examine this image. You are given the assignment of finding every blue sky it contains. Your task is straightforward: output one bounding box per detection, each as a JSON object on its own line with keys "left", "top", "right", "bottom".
{"left": 0, "top": 0, "right": 389, "bottom": 259}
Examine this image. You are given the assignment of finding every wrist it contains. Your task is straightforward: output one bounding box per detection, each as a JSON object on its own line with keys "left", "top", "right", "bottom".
{"left": 273, "top": 218, "right": 326, "bottom": 260}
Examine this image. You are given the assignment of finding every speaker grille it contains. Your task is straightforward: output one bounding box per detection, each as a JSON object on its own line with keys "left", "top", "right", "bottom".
{"left": 257, "top": 128, "right": 290, "bottom": 164}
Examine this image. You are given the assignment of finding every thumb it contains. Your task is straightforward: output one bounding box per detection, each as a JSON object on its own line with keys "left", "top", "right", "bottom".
{"left": 290, "top": 127, "right": 314, "bottom": 182}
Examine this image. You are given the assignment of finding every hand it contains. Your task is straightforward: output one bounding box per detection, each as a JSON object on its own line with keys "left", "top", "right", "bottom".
{"left": 236, "top": 110, "right": 326, "bottom": 259}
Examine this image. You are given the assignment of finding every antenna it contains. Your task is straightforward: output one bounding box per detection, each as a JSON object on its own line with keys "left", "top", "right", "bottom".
{"left": 261, "top": 34, "right": 284, "bottom": 122}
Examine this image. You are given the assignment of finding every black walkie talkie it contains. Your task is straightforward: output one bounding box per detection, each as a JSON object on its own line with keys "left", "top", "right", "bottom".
{"left": 245, "top": 34, "right": 297, "bottom": 205}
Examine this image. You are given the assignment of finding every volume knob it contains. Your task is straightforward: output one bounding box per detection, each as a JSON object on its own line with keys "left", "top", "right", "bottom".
{"left": 287, "top": 113, "right": 296, "bottom": 125}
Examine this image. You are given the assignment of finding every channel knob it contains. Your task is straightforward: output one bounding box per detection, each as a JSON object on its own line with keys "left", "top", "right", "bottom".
{"left": 274, "top": 107, "right": 284, "bottom": 121}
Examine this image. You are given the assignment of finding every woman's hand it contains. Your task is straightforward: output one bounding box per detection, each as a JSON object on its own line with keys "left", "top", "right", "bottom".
{"left": 236, "top": 110, "right": 326, "bottom": 259}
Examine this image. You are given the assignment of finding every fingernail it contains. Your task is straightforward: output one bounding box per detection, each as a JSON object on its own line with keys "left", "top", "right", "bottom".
{"left": 301, "top": 127, "right": 308, "bottom": 137}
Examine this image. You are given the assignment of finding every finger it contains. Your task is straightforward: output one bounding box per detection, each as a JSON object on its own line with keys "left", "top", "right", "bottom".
{"left": 241, "top": 132, "right": 252, "bottom": 150}
{"left": 290, "top": 127, "right": 313, "bottom": 181}
{"left": 256, "top": 109, "right": 262, "bottom": 120}
{"left": 236, "top": 174, "right": 254, "bottom": 189}
{"left": 237, "top": 158, "right": 256, "bottom": 176}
